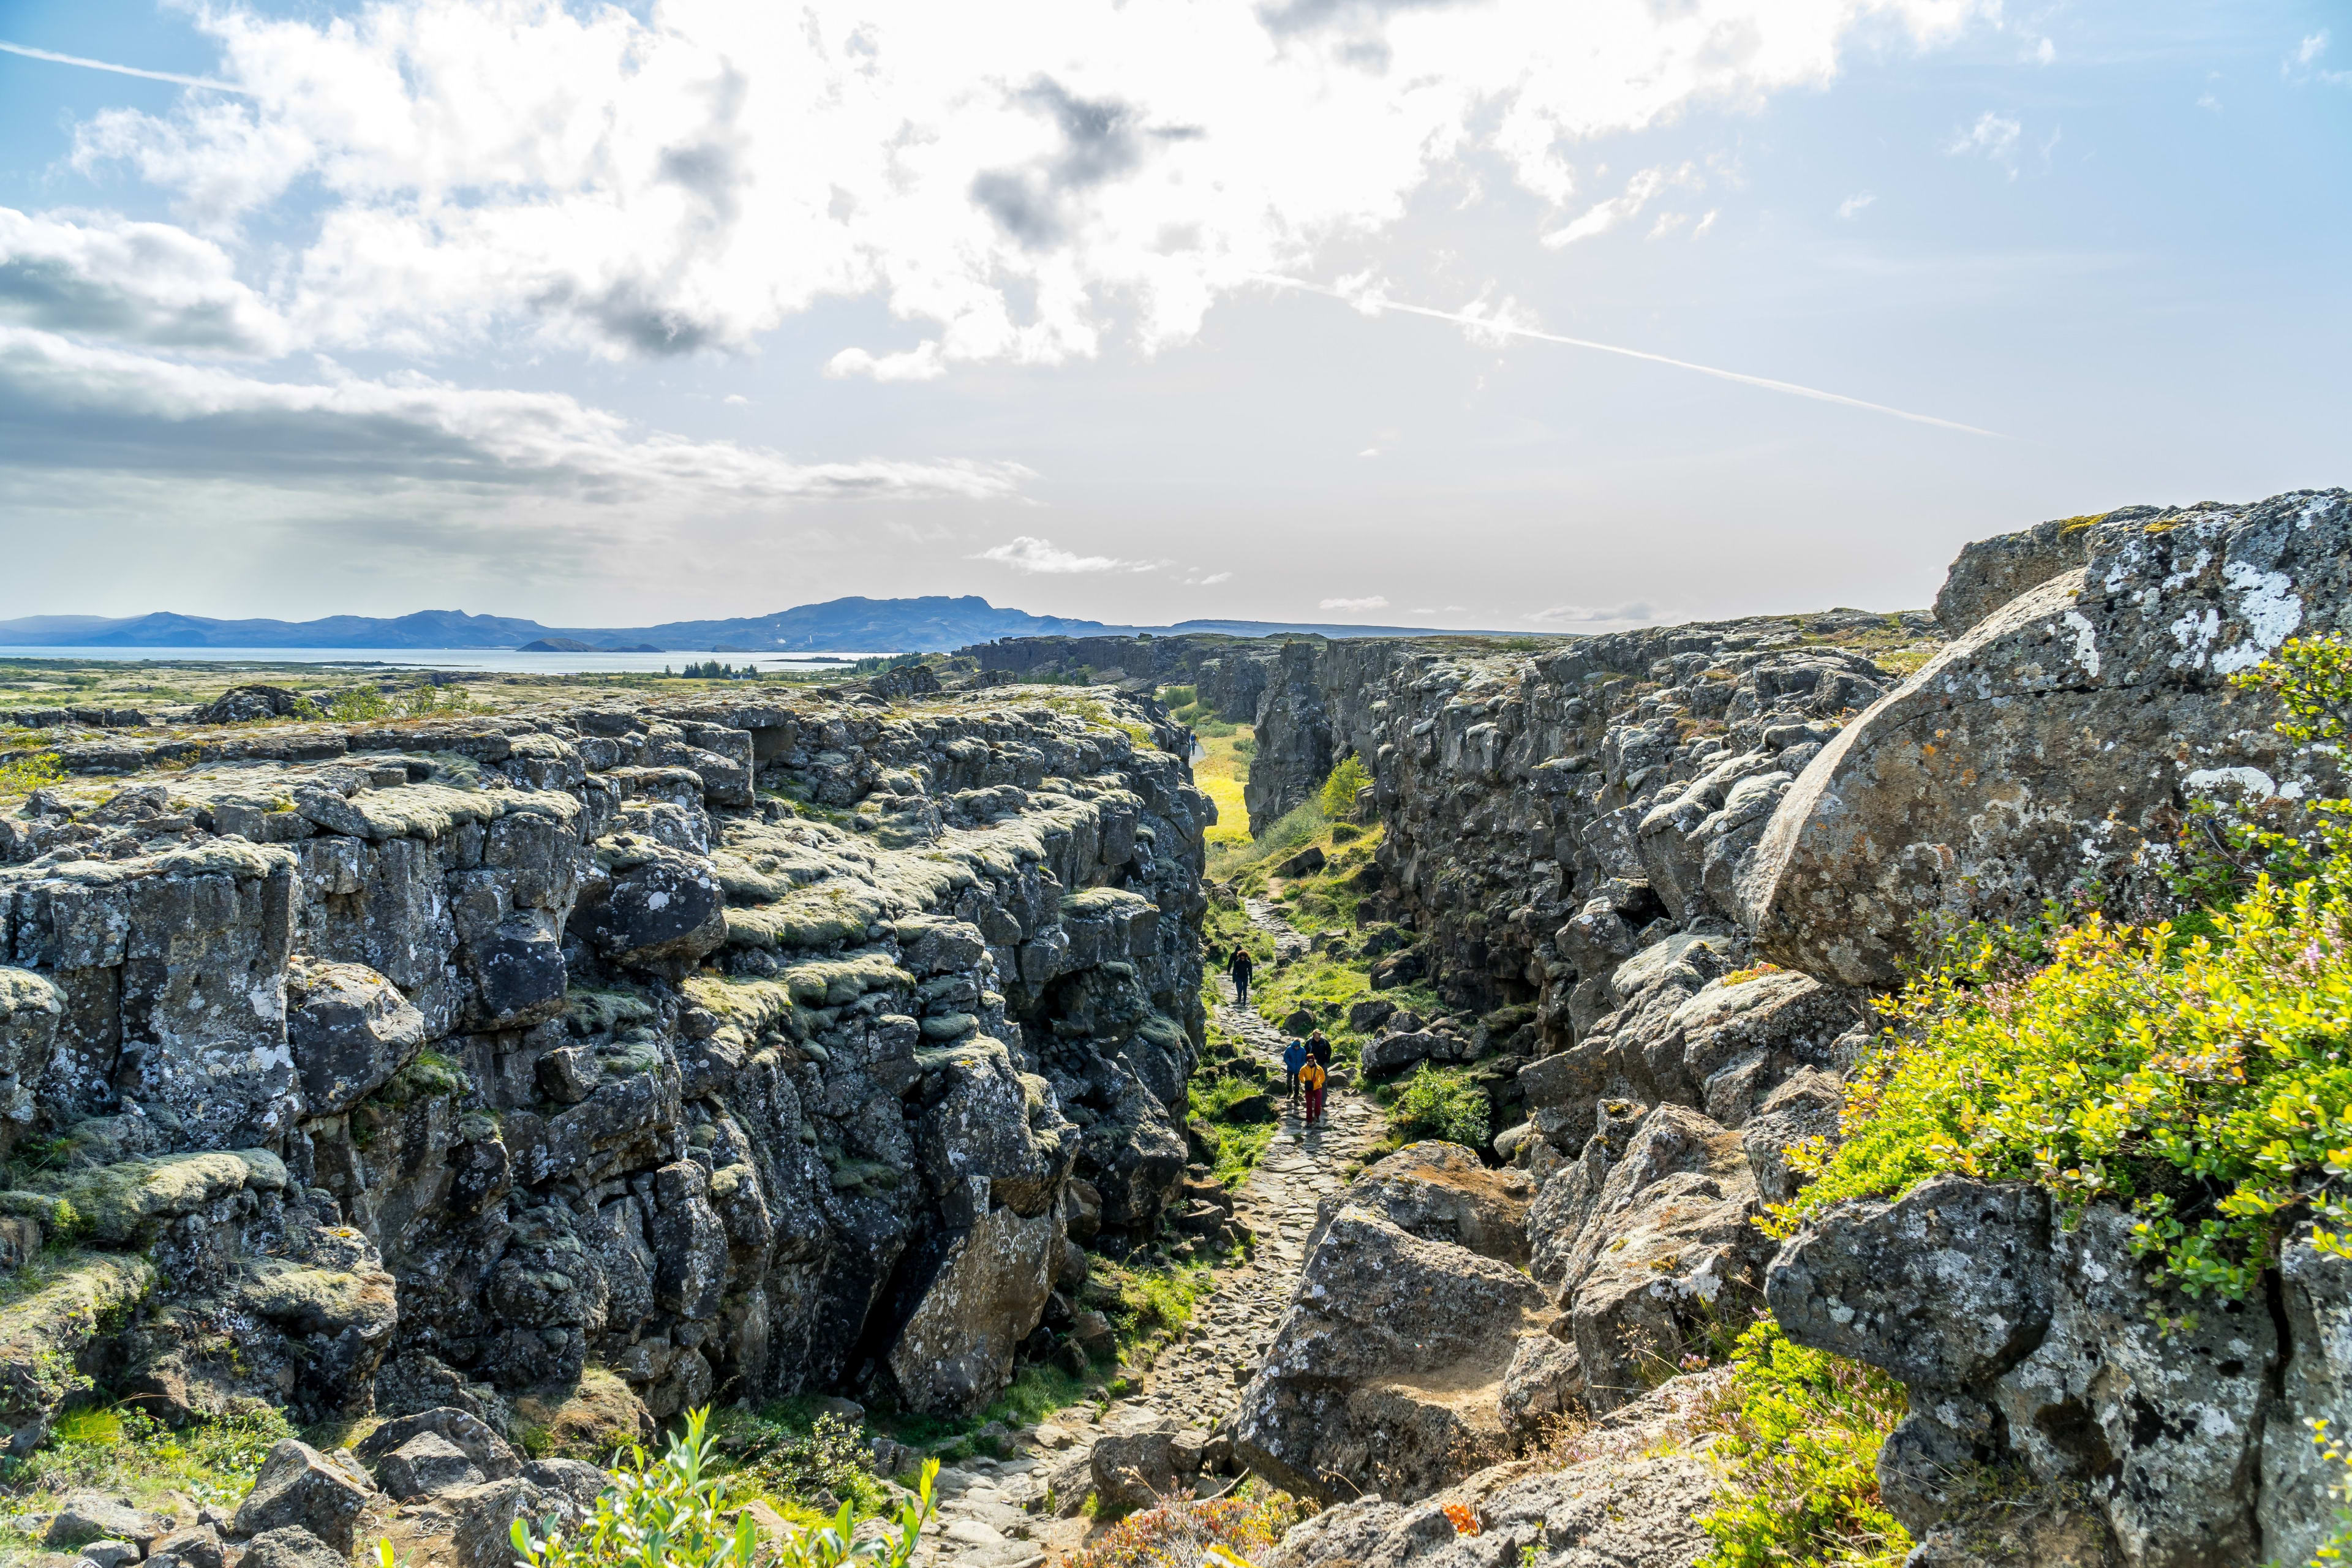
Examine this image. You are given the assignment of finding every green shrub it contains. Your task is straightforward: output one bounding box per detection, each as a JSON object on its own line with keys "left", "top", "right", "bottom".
{"left": 509, "top": 1407, "right": 934, "bottom": 1568}
{"left": 1387, "top": 1064, "right": 1489, "bottom": 1149}
{"left": 1695, "top": 1318, "right": 1910, "bottom": 1567}
{"left": 0, "top": 750, "right": 64, "bottom": 801}
{"left": 710, "top": 1408, "right": 893, "bottom": 1515}
{"left": 1319, "top": 755, "right": 1372, "bottom": 818}
{"left": 328, "top": 687, "right": 394, "bottom": 722}
{"left": 1780, "top": 635, "right": 2352, "bottom": 1302}
{"left": 13, "top": 1404, "right": 293, "bottom": 1512}
{"left": 1092, "top": 1256, "right": 1215, "bottom": 1346}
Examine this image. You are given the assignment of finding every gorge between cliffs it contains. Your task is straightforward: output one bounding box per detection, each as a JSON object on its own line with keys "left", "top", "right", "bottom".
{"left": 1, "top": 488, "right": 2350, "bottom": 1568}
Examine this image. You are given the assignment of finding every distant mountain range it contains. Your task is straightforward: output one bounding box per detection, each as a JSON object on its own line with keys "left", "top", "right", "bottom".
{"left": 0, "top": 598, "right": 1506, "bottom": 655}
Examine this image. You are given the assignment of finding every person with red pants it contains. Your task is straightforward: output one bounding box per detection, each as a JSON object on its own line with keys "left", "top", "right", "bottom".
{"left": 1298, "top": 1055, "right": 1328, "bottom": 1125}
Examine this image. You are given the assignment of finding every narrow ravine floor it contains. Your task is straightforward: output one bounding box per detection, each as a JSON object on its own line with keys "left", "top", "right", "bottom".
{"left": 914, "top": 903, "right": 1384, "bottom": 1568}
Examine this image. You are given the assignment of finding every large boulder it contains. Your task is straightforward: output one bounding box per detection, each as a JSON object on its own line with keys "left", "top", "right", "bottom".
{"left": 1232, "top": 1205, "right": 1549, "bottom": 1503}
{"left": 192, "top": 684, "right": 306, "bottom": 725}
{"left": 285, "top": 957, "right": 428, "bottom": 1115}
{"left": 1750, "top": 490, "right": 2352, "bottom": 986}
{"left": 1768, "top": 1177, "right": 2320, "bottom": 1566}
{"left": 1302, "top": 1140, "right": 1534, "bottom": 1266}
{"left": 1261, "top": 1374, "right": 1725, "bottom": 1568}
{"left": 887, "top": 1195, "right": 1060, "bottom": 1417}
{"left": 1932, "top": 509, "right": 2122, "bottom": 634}
{"left": 569, "top": 839, "right": 726, "bottom": 970}
{"left": 1536, "top": 1104, "right": 1771, "bottom": 1411}
{"left": 233, "top": 1439, "right": 378, "bottom": 1553}
{"left": 355, "top": 1406, "right": 522, "bottom": 1483}
{"left": 42, "top": 1495, "right": 157, "bottom": 1551}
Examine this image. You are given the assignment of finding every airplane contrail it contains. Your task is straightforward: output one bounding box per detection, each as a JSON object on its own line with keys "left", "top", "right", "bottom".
{"left": 1258, "top": 273, "right": 2003, "bottom": 438}
{"left": 0, "top": 39, "right": 247, "bottom": 94}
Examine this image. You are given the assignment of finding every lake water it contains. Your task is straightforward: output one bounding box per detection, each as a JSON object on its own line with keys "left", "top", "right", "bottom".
{"left": 0, "top": 647, "right": 890, "bottom": 675}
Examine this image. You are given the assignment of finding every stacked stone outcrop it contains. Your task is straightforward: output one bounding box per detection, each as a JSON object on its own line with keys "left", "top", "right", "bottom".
{"left": 0, "top": 684, "right": 1212, "bottom": 1446}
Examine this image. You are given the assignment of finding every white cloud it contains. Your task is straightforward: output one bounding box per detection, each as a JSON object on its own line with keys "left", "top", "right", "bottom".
{"left": 1196, "top": 571, "right": 1232, "bottom": 586}
{"left": 825, "top": 342, "right": 948, "bottom": 382}
{"left": 976, "top": 536, "right": 1158, "bottom": 574}
{"left": 2029, "top": 36, "right": 2054, "bottom": 65}
{"left": 58, "top": 0, "right": 1991, "bottom": 370}
{"left": 2197, "top": 92, "right": 2222, "bottom": 112}
{"left": 0, "top": 208, "right": 288, "bottom": 353}
{"left": 2294, "top": 30, "right": 2329, "bottom": 67}
{"left": 1320, "top": 595, "right": 1389, "bottom": 611}
{"left": 1691, "top": 209, "right": 1717, "bottom": 238}
{"left": 1526, "top": 599, "right": 1659, "bottom": 625}
{"left": 1837, "top": 191, "right": 1876, "bottom": 219}
{"left": 1944, "top": 110, "right": 2023, "bottom": 176}
{"left": 1543, "top": 166, "right": 1682, "bottom": 247}
{"left": 1646, "top": 211, "right": 1688, "bottom": 239}
{"left": 0, "top": 323, "right": 1024, "bottom": 502}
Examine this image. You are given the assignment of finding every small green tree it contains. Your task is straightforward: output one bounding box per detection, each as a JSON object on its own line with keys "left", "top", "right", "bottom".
{"left": 1319, "top": 754, "right": 1371, "bottom": 819}
{"left": 507, "top": 1408, "right": 935, "bottom": 1568}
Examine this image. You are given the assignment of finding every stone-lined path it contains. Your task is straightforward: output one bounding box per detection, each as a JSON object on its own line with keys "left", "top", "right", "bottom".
{"left": 914, "top": 902, "right": 1384, "bottom": 1568}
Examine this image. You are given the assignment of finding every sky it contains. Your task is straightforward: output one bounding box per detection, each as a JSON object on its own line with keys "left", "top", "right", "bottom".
{"left": 0, "top": 0, "right": 2345, "bottom": 633}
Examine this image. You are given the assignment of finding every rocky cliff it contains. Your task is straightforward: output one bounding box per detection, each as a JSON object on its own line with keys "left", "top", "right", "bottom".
{"left": 0, "top": 685, "right": 1213, "bottom": 1450}
{"left": 978, "top": 487, "right": 2352, "bottom": 1568}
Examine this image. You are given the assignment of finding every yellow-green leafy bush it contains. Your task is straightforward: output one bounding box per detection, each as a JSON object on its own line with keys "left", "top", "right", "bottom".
{"left": 1319, "top": 754, "right": 1371, "bottom": 818}
{"left": 1387, "top": 1063, "right": 1489, "bottom": 1149}
{"left": 1777, "top": 636, "right": 2352, "bottom": 1302}
{"left": 0, "top": 750, "right": 64, "bottom": 801}
{"left": 1695, "top": 1318, "right": 1910, "bottom": 1567}
{"left": 509, "top": 1408, "right": 934, "bottom": 1568}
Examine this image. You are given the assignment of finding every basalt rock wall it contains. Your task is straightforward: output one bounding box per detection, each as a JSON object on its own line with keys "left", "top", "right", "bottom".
{"left": 0, "top": 686, "right": 1212, "bottom": 1446}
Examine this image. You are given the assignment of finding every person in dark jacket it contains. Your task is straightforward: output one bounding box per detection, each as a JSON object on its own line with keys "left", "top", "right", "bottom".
{"left": 1282, "top": 1038, "right": 1308, "bottom": 1101}
{"left": 1229, "top": 946, "right": 1255, "bottom": 1007}
{"left": 1308, "top": 1032, "right": 1333, "bottom": 1071}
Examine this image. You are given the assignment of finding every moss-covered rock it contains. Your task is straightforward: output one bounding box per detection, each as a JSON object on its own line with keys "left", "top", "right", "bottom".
{"left": 0, "top": 1251, "right": 156, "bottom": 1453}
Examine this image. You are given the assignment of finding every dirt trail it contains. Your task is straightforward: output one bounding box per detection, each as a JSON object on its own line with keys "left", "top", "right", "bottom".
{"left": 916, "top": 901, "right": 1384, "bottom": 1568}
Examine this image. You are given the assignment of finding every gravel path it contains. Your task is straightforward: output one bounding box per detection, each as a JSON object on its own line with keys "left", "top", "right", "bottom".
{"left": 915, "top": 900, "right": 1384, "bottom": 1568}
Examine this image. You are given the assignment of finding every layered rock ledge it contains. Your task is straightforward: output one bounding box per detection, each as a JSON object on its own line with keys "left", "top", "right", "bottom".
{"left": 0, "top": 685, "right": 1212, "bottom": 1441}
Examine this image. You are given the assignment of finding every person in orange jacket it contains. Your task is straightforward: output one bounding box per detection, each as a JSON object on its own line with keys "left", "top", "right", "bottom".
{"left": 1298, "top": 1054, "right": 1329, "bottom": 1125}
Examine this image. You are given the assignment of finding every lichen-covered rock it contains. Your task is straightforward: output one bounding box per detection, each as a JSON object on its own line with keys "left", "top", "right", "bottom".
{"left": 233, "top": 1439, "right": 378, "bottom": 1553}
{"left": 2264, "top": 1227, "right": 2352, "bottom": 1567}
{"left": 1300, "top": 1140, "right": 1534, "bottom": 1267}
{"left": 1764, "top": 1177, "right": 2054, "bottom": 1393}
{"left": 1262, "top": 1375, "right": 1725, "bottom": 1568}
{"left": 1751, "top": 489, "right": 2352, "bottom": 985}
{"left": 888, "top": 1196, "right": 1060, "bottom": 1416}
{"left": 374, "top": 1431, "right": 486, "bottom": 1498}
{"left": 286, "top": 957, "right": 426, "bottom": 1115}
{"left": 236, "top": 1526, "right": 346, "bottom": 1568}
{"left": 570, "top": 839, "right": 727, "bottom": 971}
{"left": 1738, "top": 1066, "right": 1844, "bottom": 1208}
{"left": 1932, "top": 509, "right": 2119, "bottom": 635}
{"left": 0, "top": 1253, "right": 156, "bottom": 1454}
{"left": 356, "top": 1406, "right": 521, "bottom": 1483}
{"left": 42, "top": 1494, "right": 156, "bottom": 1550}
{"left": 1768, "top": 1178, "right": 2330, "bottom": 1566}
{"left": 1232, "top": 1205, "right": 1548, "bottom": 1503}
{"left": 1537, "top": 1103, "right": 1770, "bottom": 1411}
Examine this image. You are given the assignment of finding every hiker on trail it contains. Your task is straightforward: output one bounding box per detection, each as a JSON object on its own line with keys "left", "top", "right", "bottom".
{"left": 1229, "top": 946, "right": 1255, "bottom": 1007}
{"left": 1299, "top": 1055, "right": 1329, "bottom": 1125}
{"left": 1282, "top": 1038, "right": 1308, "bottom": 1101}
{"left": 1308, "top": 1031, "right": 1333, "bottom": 1071}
